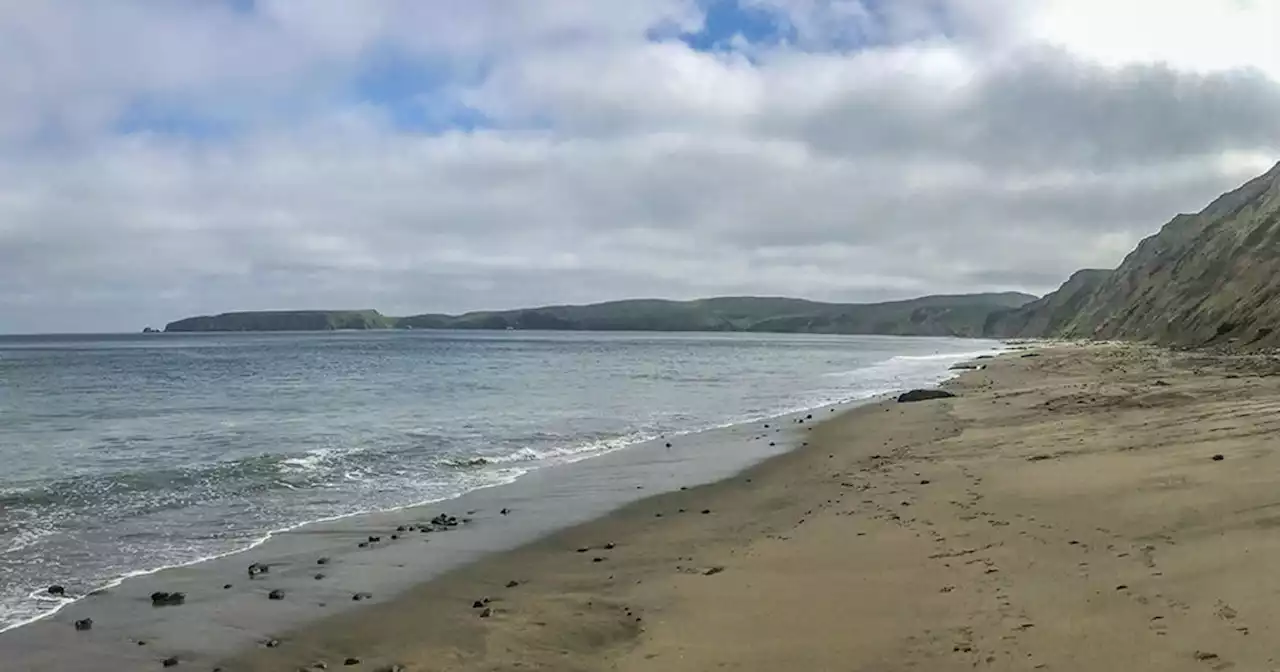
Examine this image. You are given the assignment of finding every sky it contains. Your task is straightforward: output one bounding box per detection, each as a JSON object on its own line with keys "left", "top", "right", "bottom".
{"left": 1, "top": 1, "right": 1279, "bottom": 333}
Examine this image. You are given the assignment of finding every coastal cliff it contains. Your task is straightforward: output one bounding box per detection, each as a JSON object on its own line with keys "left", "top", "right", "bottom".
{"left": 989, "top": 161, "right": 1280, "bottom": 347}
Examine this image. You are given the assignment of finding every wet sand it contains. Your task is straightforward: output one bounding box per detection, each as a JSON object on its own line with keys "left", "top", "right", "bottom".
{"left": 218, "top": 343, "right": 1280, "bottom": 671}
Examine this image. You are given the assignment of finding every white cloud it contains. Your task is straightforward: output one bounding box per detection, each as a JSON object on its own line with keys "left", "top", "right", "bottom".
{"left": 0, "top": 0, "right": 1278, "bottom": 332}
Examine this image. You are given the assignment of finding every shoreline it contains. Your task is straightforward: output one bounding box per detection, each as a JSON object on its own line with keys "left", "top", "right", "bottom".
{"left": 0, "top": 349, "right": 977, "bottom": 638}
{"left": 0, "top": 339, "right": 1004, "bottom": 670}
{"left": 214, "top": 341, "right": 1280, "bottom": 671}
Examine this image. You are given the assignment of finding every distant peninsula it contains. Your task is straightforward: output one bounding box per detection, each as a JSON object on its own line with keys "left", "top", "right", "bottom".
{"left": 162, "top": 293, "right": 1037, "bottom": 337}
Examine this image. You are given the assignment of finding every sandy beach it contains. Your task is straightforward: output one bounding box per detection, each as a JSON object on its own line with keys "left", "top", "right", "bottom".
{"left": 15, "top": 342, "right": 1280, "bottom": 670}
{"left": 208, "top": 342, "right": 1280, "bottom": 672}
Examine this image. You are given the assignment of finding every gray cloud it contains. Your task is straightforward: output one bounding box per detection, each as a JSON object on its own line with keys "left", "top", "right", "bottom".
{"left": 1, "top": 2, "right": 1279, "bottom": 333}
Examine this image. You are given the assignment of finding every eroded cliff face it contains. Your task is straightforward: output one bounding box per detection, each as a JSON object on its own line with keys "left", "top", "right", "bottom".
{"left": 990, "top": 162, "right": 1280, "bottom": 348}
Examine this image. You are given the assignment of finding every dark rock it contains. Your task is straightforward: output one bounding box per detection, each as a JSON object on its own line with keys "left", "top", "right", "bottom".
{"left": 390, "top": 534, "right": 399, "bottom": 540}
{"left": 344, "top": 658, "right": 361, "bottom": 666}
{"left": 265, "top": 638, "right": 281, "bottom": 648}
{"left": 479, "top": 607, "right": 492, "bottom": 618}
{"left": 665, "top": 443, "right": 672, "bottom": 448}
{"left": 47, "top": 585, "right": 66, "bottom": 597}
{"left": 897, "top": 389, "right": 956, "bottom": 403}
{"left": 162, "top": 657, "right": 179, "bottom": 667}
{"left": 268, "top": 589, "right": 286, "bottom": 600}
{"left": 764, "top": 424, "right": 770, "bottom": 428}
{"left": 1194, "top": 651, "right": 1219, "bottom": 661}
{"left": 396, "top": 525, "right": 407, "bottom": 532}
{"left": 73, "top": 618, "right": 93, "bottom": 631}
{"left": 577, "top": 547, "right": 590, "bottom": 553}
{"left": 500, "top": 508, "right": 511, "bottom": 515}
{"left": 137, "top": 640, "right": 146, "bottom": 646}
{"left": 248, "top": 562, "right": 269, "bottom": 578}
{"left": 472, "top": 600, "right": 485, "bottom": 608}
{"left": 367, "top": 536, "right": 381, "bottom": 543}
{"left": 604, "top": 542, "right": 616, "bottom": 550}
{"left": 506, "top": 580, "right": 520, "bottom": 588}
{"left": 223, "top": 584, "right": 232, "bottom": 590}
{"left": 920, "top": 479, "right": 931, "bottom": 485}
{"left": 1115, "top": 585, "right": 1128, "bottom": 591}
{"left": 358, "top": 542, "right": 369, "bottom": 548}
{"left": 701, "top": 509, "right": 711, "bottom": 514}
{"left": 806, "top": 414, "right": 813, "bottom": 419}
{"left": 150, "top": 591, "right": 185, "bottom": 606}
{"left": 352, "top": 592, "right": 372, "bottom": 601}
{"left": 593, "top": 557, "right": 606, "bottom": 563}
{"left": 1212, "top": 454, "right": 1225, "bottom": 461}
{"left": 315, "top": 574, "right": 325, "bottom": 581}
{"left": 317, "top": 557, "right": 330, "bottom": 565}
{"left": 769, "top": 442, "right": 775, "bottom": 446}
{"left": 703, "top": 566, "right": 725, "bottom": 576}
{"left": 1021, "top": 353, "right": 1041, "bottom": 358}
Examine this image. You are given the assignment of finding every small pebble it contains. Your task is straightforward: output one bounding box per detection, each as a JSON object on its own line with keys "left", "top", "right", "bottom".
{"left": 604, "top": 542, "right": 616, "bottom": 550}
{"left": 593, "top": 557, "right": 606, "bottom": 563}
{"left": 315, "top": 573, "right": 325, "bottom": 580}
{"left": 479, "top": 607, "right": 492, "bottom": 618}
{"left": 344, "top": 658, "right": 361, "bottom": 666}
{"left": 162, "top": 657, "right": 179, "bottom": 667}
{"left": 1212, "top": 454, "right": 1225, "bottom": 461}
{"left": 223, "top": 584, "right": 232, "bottom": 590}
{"left": 701, "top": 509, "right": 711, "bottom": 515}
{"left": 506, "top": 580, "right": 520, "bottom": 588}
{"left": 265, "top": 638, "right": 281, "bottom": 648}
{"left": 268, "top": 589, "right": 285, "bottom": 600}
{"left": 73, "top": 618, "right": 93, "bottom": 631}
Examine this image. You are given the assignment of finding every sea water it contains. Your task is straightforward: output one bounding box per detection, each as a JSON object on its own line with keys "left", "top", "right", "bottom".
{"left": 0, "top": 330, "right": 1001, "bottom": 630}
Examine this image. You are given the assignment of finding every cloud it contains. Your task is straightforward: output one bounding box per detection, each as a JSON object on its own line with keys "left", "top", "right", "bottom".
{"left": 0, "top": 0, "right": 1278, "bottom": 332}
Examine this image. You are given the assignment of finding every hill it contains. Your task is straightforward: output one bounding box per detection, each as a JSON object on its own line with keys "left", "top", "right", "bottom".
{"left": 164, "top": 310, "right": 393, "bottom": 332}
{"left": 989, "top": 161, "right": 1280, "bottom": 347}
{"left": 164, "top": 293, "right": 1038, "bottom": 336}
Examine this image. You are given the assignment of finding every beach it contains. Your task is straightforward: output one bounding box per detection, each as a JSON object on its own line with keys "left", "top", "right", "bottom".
{"left": 220, "top": 342, "right": 1280, "bottom": 672}
{"left": 10, "top": 341, "right": 1280, "bottom": 670}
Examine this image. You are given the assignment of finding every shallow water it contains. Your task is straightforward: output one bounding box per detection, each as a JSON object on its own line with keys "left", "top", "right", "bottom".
{"left": 0, "top": 330, "right": 1000, "bottom": 630}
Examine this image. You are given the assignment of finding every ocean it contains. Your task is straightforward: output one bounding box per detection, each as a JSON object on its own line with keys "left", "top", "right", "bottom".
{"left": 0, "top": 330, "right": 1002, "bottom": 632}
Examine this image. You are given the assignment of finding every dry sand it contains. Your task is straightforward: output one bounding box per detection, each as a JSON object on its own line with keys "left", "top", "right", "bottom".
{"left": 223, "top": 343, "right": 1280, "bottom": 672}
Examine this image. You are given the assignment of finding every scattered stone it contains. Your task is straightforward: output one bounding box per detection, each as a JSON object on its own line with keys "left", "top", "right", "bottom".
{"left": 223, "top": 584, "right": 232, "bottom": 590}
{"left": 352, "top": 592, "right": 372, "bottom": 601}
{"left": 500, "top": 508, "right": 511, "bottom": 515}
{"left": 1194, "top": 651, "right": 1219, "bottom": 661}
{"left": 920, "top": 479, "right": 931, "bottom": 485}
{"left": 1021, "top": 353, "right": 1041, "bottom": 358}
{"left": 703, "top": 566, "right": 725, "bottom": 576}
{"left": 150, "top": 591, "right": 186, "bottom": 606}
{"left": 73, "top": 618, "right": 93, "bottom": 631}
{"left": 138, "top": 640, "right": 146, "bottom": 646}
{"left": 473, "top": 599, "right": 486, "bottom": 608}
{"left": 358, "top": 542, "right": 368, "bottom": 548}
{"left": 162, "top": 657, "right": 179, "bottom": 667}
{"left": 593, "top": 557, "right": 606, "bottom": 563}
{"left": 701, "top": 509, "right": 711, "bottom": 515}
{"left": 344, "top": 658, "right": 361, "bottom": 666}
{"left": 390, "top": 534, "right": 399, "bottom": 540}
{"left": 604, "top": 542, "right": 616, "bottom": 550}
{"left": 367, "top": 536, "right": 381, "bottom": 543}
{"left": 665, "top": 442, "right": 672, "bottom": 448}
{"left": 47, "top": 585, "right": 66, "bottom": 597}
{"left": 1212, "top": 454, "right": 1225, "bottom": 461}
{"left": 268, "top": 589, "right": 286, "bottom": 600}
{"left": 897, "top": 389, "right": 955, "bottom": 403}
{"left": 265, "top": 638, "right": 281, "bottom": 648}
{"left": 396, "top": 525, "right": 407, "bottom": 532}
{"left": 317, "top": 557, "right": 330, "bottom": 565}
{"left": 479, "top": 607, "right": 493, "bottom": 618}
{"left": 248, "top": 562, "right": 269, "bottom": 578}
{"left": 769, "top": 442, "right": 776, "bottom": 446}
{"left": 314, "top": 574, "right": 325, "bottom": 581}
{"left": 577, "top": 547, "right": 590, "bottom": 553}
{"left": 1116, "top": 585, "right": 1128, "bottom": 591}
{"left": 655, "top": 513, "right": 663, "bottom": 518}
